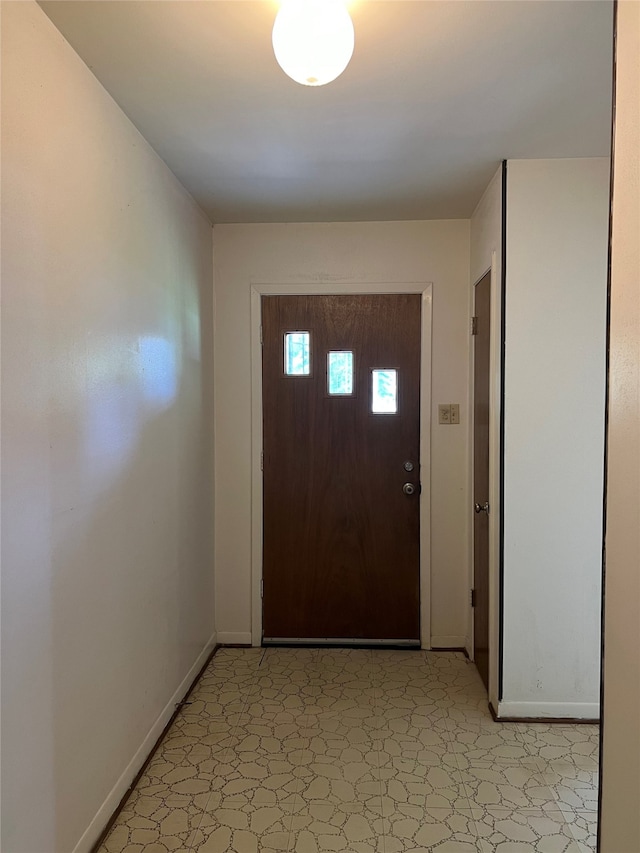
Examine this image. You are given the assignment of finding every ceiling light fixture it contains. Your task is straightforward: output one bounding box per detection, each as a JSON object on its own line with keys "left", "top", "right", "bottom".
{"left": 272, "top": 0, "right": 355, "bottom": 87}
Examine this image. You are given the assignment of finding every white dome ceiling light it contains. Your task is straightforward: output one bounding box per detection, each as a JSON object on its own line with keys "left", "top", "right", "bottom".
{"left": 272, "top": 0, "right": 355, "bottom": 87}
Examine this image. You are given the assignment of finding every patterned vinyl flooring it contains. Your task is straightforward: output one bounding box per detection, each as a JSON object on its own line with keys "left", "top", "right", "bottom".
{"left": 99, "top": 647, "right": 599, "bottom": 852}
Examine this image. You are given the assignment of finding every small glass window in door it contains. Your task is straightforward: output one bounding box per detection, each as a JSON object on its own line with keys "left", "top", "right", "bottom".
{"left": 371, "top": 369, "right": 398, "bottom": 413}
{"left": 284, "top": 332, "right": 310, "bottom": 375}
{"left": 327, "top": 351, "right": 354, "bottom": 395}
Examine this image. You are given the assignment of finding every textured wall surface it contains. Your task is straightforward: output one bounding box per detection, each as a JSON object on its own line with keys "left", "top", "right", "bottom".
{"left": 502, "top": 158, "right": 610, "bottom": 716}
{"left": 213, "top": 220, "right": 471, "bottom": 647}
{"left": 1, "top": 4, "right": 215, "bottom": 850}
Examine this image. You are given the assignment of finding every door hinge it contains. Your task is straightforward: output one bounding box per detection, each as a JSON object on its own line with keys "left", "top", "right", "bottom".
{"left": 471, "top": 316, "right": 478, "bottom": 336}
{"left": 260, "top": 451, "right": 264, "bottom": 471}
{"left": 471, "top": 589, "right": 476, "bottom": 608}
{"left": 260, "top": 579, "right": 264, "bottom": 598}
{"left": 260, "top": 325, "right": 264, "bottom": 345}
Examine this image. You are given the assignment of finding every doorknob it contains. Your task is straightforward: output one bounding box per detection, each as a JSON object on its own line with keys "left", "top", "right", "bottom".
{"left": 474, "top": 502, "right": 489, "bottom": 514}
{"left": 403, "top": 483, "right": 416, "bottom": 496}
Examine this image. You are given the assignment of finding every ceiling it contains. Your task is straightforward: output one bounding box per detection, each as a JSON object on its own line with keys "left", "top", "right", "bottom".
{"left": 39, "top": 0, "right": 614, "bottom": 224}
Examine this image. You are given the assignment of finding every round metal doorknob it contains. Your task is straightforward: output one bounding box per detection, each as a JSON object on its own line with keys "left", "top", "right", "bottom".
{"left": 403, "top": 483, "right": 416, "bottom": 496}
{"left": 474, "top": 501, "right": 490, "bottom": 514}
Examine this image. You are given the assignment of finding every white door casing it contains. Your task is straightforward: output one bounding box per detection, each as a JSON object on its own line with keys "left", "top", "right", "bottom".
{"left": 250, "top": 282, "right": 433, "bottom": 648}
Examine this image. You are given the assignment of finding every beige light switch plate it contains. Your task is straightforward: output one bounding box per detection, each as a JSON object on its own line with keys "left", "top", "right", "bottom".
{"left": 438, "top": 403, "right": 460, "bottom": 424}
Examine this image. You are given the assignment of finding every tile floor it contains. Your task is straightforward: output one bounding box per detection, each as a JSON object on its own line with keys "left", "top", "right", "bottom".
{"left": 99, "top": 648, "right": 599, "bottom": 853}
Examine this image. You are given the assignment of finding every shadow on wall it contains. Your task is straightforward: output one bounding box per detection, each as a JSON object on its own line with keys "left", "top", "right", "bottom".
{"left": 46, "top": 279, "right": 215, "bottom": 849}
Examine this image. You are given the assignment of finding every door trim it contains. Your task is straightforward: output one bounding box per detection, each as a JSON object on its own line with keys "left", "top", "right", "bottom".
{"left": 250, "top": 282, "right": 433, "bottom": 649}
{"left": 469, "top": 253, "right": 502, "bottom": 710}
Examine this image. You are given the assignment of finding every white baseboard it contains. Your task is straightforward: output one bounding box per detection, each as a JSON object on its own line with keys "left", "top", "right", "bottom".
{"left": 497, "top": 700, "right": 600, "bottom": 720}
{"left": 216, "top": 631, "right": 252, "bottom": 646}
{"left": 430, "top": 635, "right": 467, "bottom": 649}
{"left": 72, "top": 630, "right": 217, "bottom": 853}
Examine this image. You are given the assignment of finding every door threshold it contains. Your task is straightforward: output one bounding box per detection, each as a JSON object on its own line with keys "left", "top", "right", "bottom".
{"left": 262, "top": 638, "right": 421, "bottom": 648}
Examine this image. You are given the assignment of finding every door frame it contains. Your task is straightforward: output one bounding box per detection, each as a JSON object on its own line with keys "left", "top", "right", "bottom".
{"left": 469, "top": 253, "right": 502, "bottom": 711}
{"left": 250, "top": 282, "right": 433, "bottom": 649}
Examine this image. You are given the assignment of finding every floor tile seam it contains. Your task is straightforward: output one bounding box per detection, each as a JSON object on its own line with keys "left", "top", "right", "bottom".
{"left": 205, "top": 659, "right": 262, "bottom": 673}
{"left": 287, "top": 787, "right": 304, "bottom": 851}
{"left": 191, "top": 681, "right": 258, "bottom": 701}
{"left": 453, "top": 773, "right": 478, "bottom": 815}
{"left": 454, "top": 758, "right": 550, "bottom": 777}
{"left": 463, "top": 792, "right": 578, "bottom": 816}
{"left": 182, "top": 713, "right": 246, "bottom": 761}
{"left": 513, "top": 726, "right": 552, "bottom": 762}
{"left": 283, "top": 812, "right": 296, "bottom": 853}
{"left": 185, "top": 804, "right": 298, "bottom": 853}
{"left": 467, "top": 810, "right": 594, "bottom": 851}
{"left": 440, "top": 715, "right": 479, "bottom": 748}
{"left": 451, "top": 739, "right": 475, "bottom": 777}
{"left": 380, "top": 807, "right": 484, "bottom": 849}
{"left": 186, "top": 790, "right": 218, "bottom": 844}
{"left": 237, "top": 680, "right": 259, "bottom": 724}
{"left": 465, "top": 810, "right": 492, "bottom": 846}
{"left": 561, "top": 811, "right": 598, "bottom": 845}
{"left": 556, "top": 802, "right": 598, "bottom": 814}
{"left": 470, "top": 804, "right": 586, "bottom": 815}
{"left": 185, "top": 824, "right": 201, "bottom": 853}
{"left": 457, "top": 755, "right": 557, "bottom": 784}
{"left": 191, "top": 684, "right": 256, "bottom": 708}
{"left": 374, "top": 729, "right": 385, "bottom": 809}
{"left": 539, "top": 759, "right": 600, "bottom": 774}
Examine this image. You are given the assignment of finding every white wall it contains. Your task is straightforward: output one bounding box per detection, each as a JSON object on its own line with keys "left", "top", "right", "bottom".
{"left": 213, "top": 221, "right": 470, "bottom": 647}
{"left": 469, "top": 165, "right": 503, "bottom": 708}
{"left": 470, "top": 167, "right": 502, "bottom": 287}
{"left": 501, "top": 158, "right": 609, "bottom": 718}
{"left": 600, "top": 1, "right": 640, "bottom": 848}
{"left": 1, "top": 4, "right": 215, "bottom": 851}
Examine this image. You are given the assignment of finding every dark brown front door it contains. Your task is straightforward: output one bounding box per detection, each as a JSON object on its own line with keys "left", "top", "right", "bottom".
{"left": 262, "top": 294, "right": 421, "bottom": 642}
{"left": 473, "top": 272, "right": 491, "bottom": 690}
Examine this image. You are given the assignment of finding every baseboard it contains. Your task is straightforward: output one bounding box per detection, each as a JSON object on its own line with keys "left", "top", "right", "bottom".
{"left": 217, "top": 631, "right": 252, "bottom": 645}
{"left": 497, "top": 700, "right": 600, "bottom": 722}
{"left": 430, "top": 635, "right": 466, "bottom": 649}
{"left": 73, "top": 630, "right": 218, "bottom": 853}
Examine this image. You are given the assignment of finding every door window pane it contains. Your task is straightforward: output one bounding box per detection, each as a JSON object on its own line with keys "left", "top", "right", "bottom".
{"left": 284, "top": 332, "right": 310, "bottom": 375}
{"left": 371, "top": 369, "right": 398, "bottom": 413}
{"left": 327, "top": 351, "right": 354, "bottom": 395}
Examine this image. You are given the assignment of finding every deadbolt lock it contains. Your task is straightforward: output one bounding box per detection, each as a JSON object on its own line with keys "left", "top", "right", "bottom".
{"left": 403, "top": 461, "right": 414, "bottom": 472}
{"left": 403, "top": 483, "right": 416, "bottom": 496}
